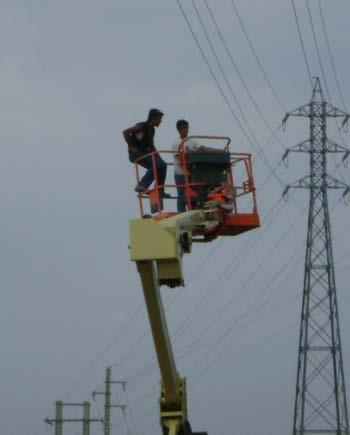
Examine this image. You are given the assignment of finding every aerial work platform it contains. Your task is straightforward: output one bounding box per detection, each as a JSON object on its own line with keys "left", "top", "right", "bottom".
{"left": 133, "top": 136, "right": 260, "bottom": 241}
{"left": 129, "top": 136, "right": 260, "bottom": 435}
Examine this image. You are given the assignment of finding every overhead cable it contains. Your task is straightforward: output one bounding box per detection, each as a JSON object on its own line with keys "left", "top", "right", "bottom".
{"left": 291, "top": 0, "right": 313, "bottom": 88}
{"left": 176, "top": 0, "right": 287, "bottom": 186}
{"left": 229, "top": 0, "right": 286, "bottom": 113}
{"left": 203, "top": 0, "right": 287, "bottom": 151}
{"left": 318, "top": 0, "right": 348, "bottom": 112}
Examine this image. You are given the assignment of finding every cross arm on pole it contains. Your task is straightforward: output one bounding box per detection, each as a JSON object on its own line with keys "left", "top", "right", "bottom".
{"left": 283, "top": 175, "right": 350, "bottom": 201}
{"left": 324, "top": 104, "right": 349, "bottom": 121}
{"left": 282, "top": 104, "right": 312, "bottom": 128}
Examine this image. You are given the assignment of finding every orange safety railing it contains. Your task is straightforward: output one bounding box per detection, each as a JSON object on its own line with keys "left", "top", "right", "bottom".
{"left": 133, "top": 136, "right": 258, "bottom": 220}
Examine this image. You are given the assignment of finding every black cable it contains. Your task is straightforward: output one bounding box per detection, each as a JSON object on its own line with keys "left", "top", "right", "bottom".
{"left": 126, "top": 197, "right": 299, "bottom": 389}
{"left": 314, "top": 1, "right": 349, "bottom": 185}
{"left": 186, "top": 197, "right": 343, "bottom": 378}
{"left": 190, "top": 237, "right": 305, "bottom": 352}
{"left": 129, "top": 265, "right": 350, "bottom": 434}
{"left": 318, "top": 0, "right": 348, "bottom": 112}
{"left": 191, "top": 0, "right": 257, "bottom": 146}
{"left": 60, "top": 303, "right": 144, "bottom": 401}
{"left": 185, "top": 206, "right": 350, "bottom": 355}
{"left": 117, "top": 235, "right": 350, "bottom": 434}
{"left": 291, "top": 0, "right": 313, "bottom": 88}
{"left": 115, "top": 193, "right": 287, "bottom": 391}
{"left": 120, "top": 244, "right": 350, "bottom": 434}
{"left": 186, "top": 200, "right": 350, "bottom": 380}
{"left": 305, "top": 0, "right": 331, "bottom": 99}
{"left": 110, "top": 157, "right": 286, "bottom": 377}
{"left": 128, "top": 249, "right": 350, "bottom": 433}
{"left": 179, "top": 1, "right": 305, "bottom": 213}
{"left": 176, "top": 0, "right": 287, "bottom": 187}
{"left": 126, "top": 250, "right": 350, "bottom": 428}
{"left": 115, "top": 164, "right": 304, "bottom": 390}
{"left": 305, "top": 0, "right": 348, "bottom": 184}
{"left": 229, "top": 0, "right": 286, "bottom": 113}
{"left": 180, "top": 205, "right": 307, "bottom": 375}
{"left": 191, "top": 259, "right": 350, "bottom": 382}
{"left": 191, "top": 322, "right": 297, "bottom": 382}
{"left": 191, "top": 0, "right": 287, "bottom": 183}
{"left": 172, "top": 197, "right": 286, "bottom": 339}
{"left": 204, "top": 0, "right": 287, "bottom": 151}
{"left": 124, "top": 386, "right": 139, "bottom": 435}
{"left": 179, "top": 202, "right": 305, "bottom": 347}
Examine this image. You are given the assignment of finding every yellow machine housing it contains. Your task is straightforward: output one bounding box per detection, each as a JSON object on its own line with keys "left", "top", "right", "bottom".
{"left": 130, "top": 211, "right": 215, "bottom": 287}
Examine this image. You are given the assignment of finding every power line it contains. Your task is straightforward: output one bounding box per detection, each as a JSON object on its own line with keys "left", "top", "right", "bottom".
{"left": 176, "top": 194, "right": 340, "bottom": 384}
{"left": 190, "top": 0, "right": 287, "bottom": 182}
{"left": 291, "top": 0, "right": 313, "bottom": 87}
{"left": 176, "top": 202, "right": 306, "bottom": 355}
{"left": 191, "top": 0, "right": 257, "bottom": 148}
{"left": 128, "top": 249, "right": 350, "bottom": 435}
{"left": 178, "top": 0, "right": 305, "bottom": 215}
{"left": 123, "top": 236, "right": 350, "bottom": 435}
{"left": 191, "top": 321, "right": 297, "bottom": 383}
{"left": 172, "top": 197, "right": 286, "bottom": 340}
{"left": 305, "top": 0, "right": 331, "bottom": 98}
{"left": 229, "top": 0, "right": 286, "bottom": 113}
{"left": 129, "top": 250, "right": 350, "bottom": 431}
{"left": 135, "top": 221, "right": 350, "bottom": 396}
{"left": 309, "top": 0, "right": 349, "bottom": 185}
{"left": 61, "top": 304, "right": 144, "bottom": 401}
{"left": 318, "top": 0, "right": 347, "bottom": 112}
{"left": 109, "top": 157, "right": 286, "bottom": 375}
{"left": 109, "top": 162, "right": 348, "bottom": 418}
{"left": 113, "top": 175, "right": 303, "bottom": 392}
{"left": 203, "top": 0, "right": 287, "bottom": 150}
{"left": 302, "top": 1, "right": 348, "bottom": 185}
{"left": 179, "top": 212, "right": 350, "bottom": 361}
{"left": 176, "top": 0, "right": 288, "bottom": 187}
{"left": 124, "top": 196, "right": 301, "bottom": 391}
{"left": 115, "top": 240, "right": 350, "bottom": 435}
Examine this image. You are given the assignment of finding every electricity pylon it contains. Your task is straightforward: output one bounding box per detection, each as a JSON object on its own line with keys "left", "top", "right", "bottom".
{"left": 283, "top": 77, "right": 350, "bottom": 435}
{"left": 92, "top": 367, "right": 127, "bottom": 435}
{"left": 45, "top": 401, "right": 102, "bottom": 435}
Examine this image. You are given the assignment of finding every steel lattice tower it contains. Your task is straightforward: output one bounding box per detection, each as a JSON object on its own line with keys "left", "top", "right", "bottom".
{"left": 283, "top": 77, "right": 350, "bottom": 435}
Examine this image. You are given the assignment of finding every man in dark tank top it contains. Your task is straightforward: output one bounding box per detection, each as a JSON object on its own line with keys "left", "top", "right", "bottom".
{"left": 123, "top": 108, "right": 170, "bottom": 197}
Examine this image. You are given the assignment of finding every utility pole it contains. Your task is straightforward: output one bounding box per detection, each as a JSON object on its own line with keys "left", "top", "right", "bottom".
{"left": 45, "top": 401, "right": 102, "bottom": 435}
{"left": 283, "top": 77, "right": 350, "bottom": 435}
{"left": 92, "top": 366, "right": 127, "bottom": 435}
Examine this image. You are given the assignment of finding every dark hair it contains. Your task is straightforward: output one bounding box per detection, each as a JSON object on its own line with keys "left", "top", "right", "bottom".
{"left": 147, "top": 108, "right": 164, "bottom": 121}
{"left": 176, "top": 119, "right": 189, "bottom": 130}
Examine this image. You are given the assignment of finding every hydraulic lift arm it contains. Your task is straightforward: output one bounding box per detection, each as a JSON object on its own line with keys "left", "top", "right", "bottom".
{"left": 136, "top": 261, "right": 187, "bottom": 435}
{"left": 130, "top": 211, "right": 214, "bottom": 435}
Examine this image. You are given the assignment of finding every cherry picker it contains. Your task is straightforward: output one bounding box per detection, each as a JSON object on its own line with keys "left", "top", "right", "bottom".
{"left": 129, "top": 136, "right": 260, "bottom": 435}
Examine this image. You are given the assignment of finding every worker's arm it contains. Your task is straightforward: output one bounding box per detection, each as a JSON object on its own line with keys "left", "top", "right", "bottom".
{"left": 122, "top": 123, "right": 144, "bottom": 153}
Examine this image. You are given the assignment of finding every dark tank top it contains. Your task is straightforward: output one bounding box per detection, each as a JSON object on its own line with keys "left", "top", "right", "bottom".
{"left": 129, "top": 121, "right": 155, "bottom": 153}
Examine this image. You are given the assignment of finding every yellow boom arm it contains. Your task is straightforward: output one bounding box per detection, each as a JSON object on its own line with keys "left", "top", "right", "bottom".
{"left": 129, "top": 211, "right": 214, "bottom": 435}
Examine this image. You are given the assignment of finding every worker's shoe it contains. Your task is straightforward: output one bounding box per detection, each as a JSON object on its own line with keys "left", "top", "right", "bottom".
{"left": 161, "top": 192, "right": 172, "bottom": 199}
{"left": 135, "top": 183, "right": 148, "bottom": 193}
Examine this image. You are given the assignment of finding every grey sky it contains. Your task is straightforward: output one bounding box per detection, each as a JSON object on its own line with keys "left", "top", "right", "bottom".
{"left": 1, "top": 1, "right": 350, "bottom": 435}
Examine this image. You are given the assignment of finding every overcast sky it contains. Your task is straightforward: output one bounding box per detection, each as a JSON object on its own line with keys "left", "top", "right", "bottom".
{"left": 1, "top": 1, "right": 350, "bottom": 435}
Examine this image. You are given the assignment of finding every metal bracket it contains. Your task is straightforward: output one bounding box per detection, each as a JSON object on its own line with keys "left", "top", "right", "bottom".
{"left": 282, "top": 113, "right": 290, "bottom": 131}
{"left": 282, "top": 150, "right": 289, "bottom": 168}
{"left": 282, "top": 185, "right": 290, "bottom": 202}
